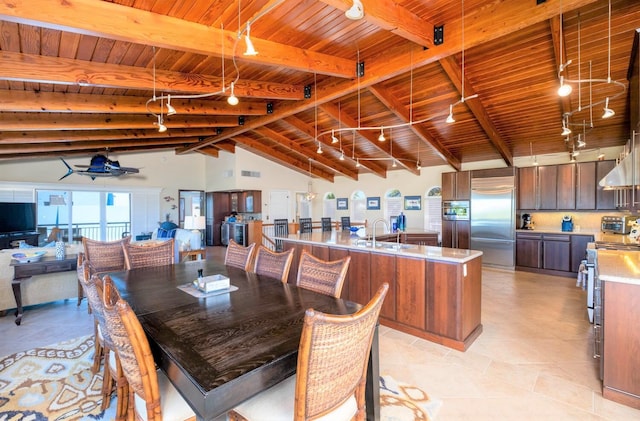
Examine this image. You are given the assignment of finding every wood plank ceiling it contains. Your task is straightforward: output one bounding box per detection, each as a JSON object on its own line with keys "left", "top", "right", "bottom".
{"left": 1, "top": 0, "right": 639, "bottom": 182}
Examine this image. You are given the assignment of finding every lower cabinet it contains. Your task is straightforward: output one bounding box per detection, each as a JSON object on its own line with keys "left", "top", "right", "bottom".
{"left": 515, "top": 232, "right": 594, "bottom": 277}
{"left": 442, "top": 220, "right": 470, "bottom": 249}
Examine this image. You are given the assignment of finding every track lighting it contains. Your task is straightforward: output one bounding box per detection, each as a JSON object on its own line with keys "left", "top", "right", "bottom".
{"left": 570, "top": 154, "right": 576, "bottom": 163}
{"left": 316, "top": 143, "right": 323, "bottom": 154}
{"left": 416, "top": 161, "right": 421, "bottom": 170}
{"left": 227, "top": 82, "right": 239, "bottom": 106}
{"left": 602, "top": 97, "right": 615, "bottom": 119}
{"left": 561, "top": 124, "right": 571, "bottom": 136}
{"left": 155, "top": 115, "right": 167, "bottom": 133}
{"left": 378, "top": 128, "right": 386, "bottom": 142}
{"left": 345, "top": 0, "right": 364, "bottom": 20}
{"left": 446, "top": 104, "right": 455, "bottom": 124}
{"left": 331, "top": 130, "right": 339, "bottom": 144}
{"left": 166, "top": 94, "right": 176, "bottom": 116}
{"left": 558, "top": 75, "right": 572, "bottom": 97}
{"left": 392, "top": 159, "right": 397, "bottom": 168}
{"left": 572, "top": 149, "right": 580, "bottom": 157}
{"left": 355, "top": 159, "right": 361, "bottom": 168}
{"left": 339, "top": 151, "right": 345, "bottom": 161}
{"left": 243, "top": 23, "right": 258, "bottom": 56}
{"left": 577, "top": 136, "right": 586, "bottom": 148}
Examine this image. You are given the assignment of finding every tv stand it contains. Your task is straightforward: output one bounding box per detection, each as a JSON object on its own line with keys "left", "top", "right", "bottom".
{"left": 0, "top": 232, "right": 39, "bottom": 249}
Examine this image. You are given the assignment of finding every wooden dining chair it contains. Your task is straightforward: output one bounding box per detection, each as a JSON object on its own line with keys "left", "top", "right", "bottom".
{"left": 321, "top": 217, "right": 332, "bottom": 232}
{"left": 80, "top": 269, "right": 129, "bottom": 420}
{"left": 83, "top": 236, "right": 131, "bottom": 273}
{"left": 299, "top": 217, "right": 313, "bottom": 234}
{"left": 296, "top": 250, "right": 351, "bottom": 298}
{"left": 225, "top": 239, "right": 256, "bottom": 271}
{"left": 228, "top": 283, "right": 389, "bottom": 421}
{"left": 123, "top": 239, "right": 174, "bottom": 269}
{"left": 253, "top": 246, "right": 294, "bottom": 283}
{"left": 341, "top": 216, "right": 351, "bottom": 231}
{"left": 100, "top": 275, "right": 196, "bottom": 421}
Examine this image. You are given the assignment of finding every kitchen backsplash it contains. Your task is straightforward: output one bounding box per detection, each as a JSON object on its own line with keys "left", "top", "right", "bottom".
{"left": 523, "top": 211, "right": 635, "bottom": 233}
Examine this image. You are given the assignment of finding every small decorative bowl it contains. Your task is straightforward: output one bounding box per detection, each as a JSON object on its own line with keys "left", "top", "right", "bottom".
{"left": 349, "top": 226, "right": 360, "bottom": 233}
{"left": 12, "top": 251, "right": 46, "bottom": 263}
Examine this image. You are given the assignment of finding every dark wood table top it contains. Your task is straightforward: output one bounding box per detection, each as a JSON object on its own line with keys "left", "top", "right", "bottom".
{"left": 108, "top": 259, "right": 372, "bottom": 420}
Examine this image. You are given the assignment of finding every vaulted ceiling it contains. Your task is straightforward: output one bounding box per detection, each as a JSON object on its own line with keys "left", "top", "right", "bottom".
{"left": 1, "top": 0, "right": 639, "bottom": 182}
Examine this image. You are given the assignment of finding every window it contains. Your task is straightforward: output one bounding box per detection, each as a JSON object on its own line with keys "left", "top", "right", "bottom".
{"left": 384, "top": 189, "right": 402, "bottom": 225}
{"left": 424, "top": 186, "right": 442, "bottom": 243}
{"left": 323, "top": 192, "right": 336, "bottom": 220}
{"left": 37, "top": 190, "right": 131, "bottom": 242}
{"left": 350, "top": 190, "right": 366, "bottom": 222}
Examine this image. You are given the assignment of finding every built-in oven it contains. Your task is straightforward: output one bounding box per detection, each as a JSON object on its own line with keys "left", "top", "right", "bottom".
{"left": 442, "top": 200, "right": 469, "bottom": 220}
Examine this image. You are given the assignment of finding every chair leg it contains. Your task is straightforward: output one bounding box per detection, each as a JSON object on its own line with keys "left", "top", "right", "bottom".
{"left": 114, "top": 358, "right": 129, "bottom": 421}
{"left": 100, "top": 348, "right": 113, "bottom": 411}
{"left": 92, "top": 321, "right": 104, "bottom": 374}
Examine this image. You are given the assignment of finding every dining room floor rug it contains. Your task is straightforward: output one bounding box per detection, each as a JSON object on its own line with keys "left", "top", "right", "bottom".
{"left": 0, "top": 334, "right": 115, "bottom": 420}
{"left": 380, "top": 375, "right": 442, "bottom": 421}
{"left": 0, "top": 336, "right": 440, "bottom": 421}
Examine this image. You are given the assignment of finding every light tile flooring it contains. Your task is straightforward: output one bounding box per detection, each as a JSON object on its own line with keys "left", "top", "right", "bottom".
{"left": 1, "top": 247, "right": 639, "bottom": 420}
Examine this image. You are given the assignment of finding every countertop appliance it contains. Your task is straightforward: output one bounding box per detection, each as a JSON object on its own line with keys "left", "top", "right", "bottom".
{"left": 561, "top": 215, "right": 573, "bottom": 232}
{"left": 600, "top": 215, "right": 639, "bottom": 234}
{"left": 470, "top": 176, "right": 515, "bottom": 267}
{"left": 520, "top": 213, "right": 533, "bottom": 230}
{"left": 442, "top": 200, "right": 469, "bottom": 220}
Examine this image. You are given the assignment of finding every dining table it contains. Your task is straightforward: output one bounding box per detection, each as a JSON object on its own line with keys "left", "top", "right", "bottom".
{"left": 107, "top": 258, "right": 380, "bottom": 421}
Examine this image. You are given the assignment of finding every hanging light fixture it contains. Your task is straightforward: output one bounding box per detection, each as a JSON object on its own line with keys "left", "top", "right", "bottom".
{"left": 558, "top": 75, "right": 573, "bottom": 97}
{"left": 561, "top": 116, "right": 571, "bottom": 136}
{"left": 446, "top": 104, "right": 455, "bottom": 124}
{"left": 345, "top": 0, "right": 364, "bottom": 20}
{"left": 243, "top": 22, "right": 258, "bottom": 56}
{"left": 305, "top": 159, "right": 317, "bottom": 201}
{"left": 339, "top": 150, "right": 345, "bottom": 161}
{"left": 166, "top": 94, "right": 176, "bottom": 116}
{"left": 378, "top": 128, "right": 386, "bottom": 142}
{"left": 557, "top": 0, "right": 573, "bottom": 97}
{"left": 156, "top": 114, "right": 167, "bottom": 133}
{"left": 227, "top": 82, "right": 239, "bottom": 105}
{"left": 602, "top": 97, "right": 615, "bottom": 119}
{"left": 355, "top": 158, "right": 361, "bottom": 168}
{"left": 331, "top": 129, "right": 339, "bottom": 144}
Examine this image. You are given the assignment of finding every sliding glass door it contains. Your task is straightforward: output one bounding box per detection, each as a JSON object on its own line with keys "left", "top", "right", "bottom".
{"left": 37, "top": 190, "right": 130, "bottom": 243}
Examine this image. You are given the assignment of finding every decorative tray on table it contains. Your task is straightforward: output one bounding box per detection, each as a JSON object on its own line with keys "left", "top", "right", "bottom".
{"left": 11, "top": 251, "right": 47, "bottom": 263}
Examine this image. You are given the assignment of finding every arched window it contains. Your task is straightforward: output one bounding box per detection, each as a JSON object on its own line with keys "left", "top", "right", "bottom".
{"left": 323, "top": 192, "right": 336, "bottom": 220}
{"left": 350, "top": 190, "right": 366, "bottom": 222}
{"left": 424, "top": 186, "right": 442, "bottom": 242}
{"left": 384, "top": 189, "right": 402, "bottom": 226}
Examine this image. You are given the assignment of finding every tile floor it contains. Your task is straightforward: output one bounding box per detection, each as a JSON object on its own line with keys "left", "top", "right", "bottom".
{"left": 1, "top": 247, "right": 639, "bottom": 420}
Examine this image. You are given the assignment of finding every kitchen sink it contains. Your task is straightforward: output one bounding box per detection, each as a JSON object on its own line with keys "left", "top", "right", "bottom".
{"left": 352, "top": 239, "right": 416, "bottom": 251}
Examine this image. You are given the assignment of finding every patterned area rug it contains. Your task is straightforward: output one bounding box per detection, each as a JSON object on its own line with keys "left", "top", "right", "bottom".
{"left": 0, "top": 336, "right": 440, "bottom": 420}
{"left": 380, "top": 375, "right": 442, "bottom": 421}
{"left": 0, "top": 335, "right": 115, "bottom": 420}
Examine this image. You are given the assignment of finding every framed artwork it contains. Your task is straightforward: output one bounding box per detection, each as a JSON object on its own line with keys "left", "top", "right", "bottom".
{"left": 404, "top": 195, "right": 422, "bottom": 210}
{"left": 366, "top": 196, "right": 380, "bottom": 210}
{"left": 336, "top": 197, "right": 348, "bottom": 210}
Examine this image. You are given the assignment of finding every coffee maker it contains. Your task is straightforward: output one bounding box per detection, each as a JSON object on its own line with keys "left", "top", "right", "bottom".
{"left": 521, "top": 213, "right": 534, "bottom": 230}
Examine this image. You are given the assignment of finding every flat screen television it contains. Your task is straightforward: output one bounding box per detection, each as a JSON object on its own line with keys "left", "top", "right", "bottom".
{"left": 0, "top": 202, "right": 37, "bottom": 234}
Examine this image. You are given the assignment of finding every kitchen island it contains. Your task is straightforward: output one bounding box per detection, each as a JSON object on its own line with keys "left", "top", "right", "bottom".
{"left": 595, "top": 250, "right": 640, "bottom": 410}
{"left": 280, "top": 231, "right": 483, "bottom": 351}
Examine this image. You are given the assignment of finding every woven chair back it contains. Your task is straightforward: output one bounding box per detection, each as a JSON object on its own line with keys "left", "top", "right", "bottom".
{"left": 123, "top": 239, "right": 174, "bottom": 270}
{"left": 273, "top": 219, "right": 289, "bottom": 252}
{"left": 299, "top": 218, "right": 313, "bottom": 234}
{"left": 100, "top": 275, "right": 163, "bottom": 420}
{"left": 321, "top": 217, "right": 332, "bottom": 232}
{"left": 296, "top": 250, "right": 351, "bottom": 298}
{"left": 341, "top": 216, "right": 351, "bottom": 231}
{"left": 83, "top": 236, "right": 131, "bottom": 273}
{"left": 295, "top": 283, "right": 389, "bottom": 419}
{"left": 225, "top": 239, "right": 256, "bottom": 271}
{"left": 253, "top": 246, "right": 294, "bottom": 283}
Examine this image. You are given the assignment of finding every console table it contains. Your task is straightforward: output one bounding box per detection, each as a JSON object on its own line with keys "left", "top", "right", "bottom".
{"left": 10, "top": 254, "right": 77, "bottom": 325}
{"left": 179, "top": 248, "right": 205, "bottom": 262}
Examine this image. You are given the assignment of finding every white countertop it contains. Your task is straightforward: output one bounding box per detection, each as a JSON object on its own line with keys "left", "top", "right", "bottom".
{"left": 280, "top": 232, "right": 482, "bottom": 263}
{"left": 597, "top": 249, "right": 640, "bottom": 286}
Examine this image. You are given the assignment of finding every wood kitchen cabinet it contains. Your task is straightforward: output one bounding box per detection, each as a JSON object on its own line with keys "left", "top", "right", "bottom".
{"left": 596, "top": 160, "right": 617, "bottom": 210}
{"left": 516, "top": 232, "right": 592, "bottom": 277}
{"left": 538, "top": 165, "right": 558, "bottom": 209}
{"left": 442, "top": 220, "right": 470, "bottom": 249}
{"left": 570, "top": 234, "right": 594, "bottom": 273}
{"left": 556, "top": 164, "right": 576, "bottom": 209}
{"left": 515, "top": 232, "right": 542, "bottom": 269}
{"left": 442, "top": 171, "right": 470, "bottom": 200}
{"left": 396, "top": 256, "right": 426, "bottom": 329}
{"left": 576, "top": 162, "right": 596, "bottom": 209}
{"left": 542, "top": 234, "right": 571, "bottom": 272}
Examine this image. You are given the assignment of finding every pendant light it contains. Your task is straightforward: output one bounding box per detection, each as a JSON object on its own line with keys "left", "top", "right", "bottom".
{"left": 166, "top": 94, "right": 176, "bottom": 116}
{"left": 345, "top": 0, "right": 364, "bottom": 20}
{"left": 305, "top": 159, "right": 317, "bottom": 201}
{"left": 557, "top": 0, "right": 573, "bottom": 97}
{"left": 378, "top": 128, "right": 386, "bottom": 142}
{"left": 446, "top": 104, "right": 455, "bottom": 124}
{"left": 602, "top": 97, "right": 615, "bottom": 119}
{"left": 227, "top": 82, "right": 239, "bottom": 106}
{"left": 243, "top": 23, "right": 258, "bottom": 56}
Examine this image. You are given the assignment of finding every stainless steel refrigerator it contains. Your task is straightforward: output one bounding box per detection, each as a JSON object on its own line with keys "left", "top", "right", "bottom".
{"left": 470, "top": 176, "right": 516, "bottom": 267}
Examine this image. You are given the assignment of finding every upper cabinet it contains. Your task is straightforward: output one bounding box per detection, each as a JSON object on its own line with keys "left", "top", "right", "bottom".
{"left": 517, "top": 161, "right": 616, "bottom": 211}
{"left": 442, "top": 171, "right": 470, "bottom": 200}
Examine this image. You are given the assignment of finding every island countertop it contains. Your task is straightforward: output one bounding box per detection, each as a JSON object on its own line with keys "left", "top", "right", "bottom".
{"left": 597, "top": 249, "right": 640, "bottom": 286}
{"left": 279, "top": 231, "right": 482, "bottom": 264}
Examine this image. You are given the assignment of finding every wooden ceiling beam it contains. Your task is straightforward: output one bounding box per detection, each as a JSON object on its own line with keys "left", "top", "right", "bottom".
{"left": 254, "top": 126, "right": 359, "bottom": 180}
{"left": 0, "top": 113, "right": 239, "bottom": 131}
{"left": 282, "top": 115, "right": 386, "bottom": 179}
{"left": 0, "top": 90, "right": 268, "bottom": 116}
{"left": 320, "top": 102, "right": 420, "bottom": 175}
{"left": 318, "top": 0, "right": 435, "bottom": 47}
{"left": 0, "top": 0, "right": 354, "bottom": 78}
{"left": 438, "top": 56, "right": 514, "bottom": 166}
{"left": 179, "top": 0, "right": 597, "bottom": 160}
{"left": 0, "top": 128, "right": 223, "bottom": 144}
{"left": 0, "top": 51, "right": 304, "bottom": 100}
{"left": 549, "top": 15, "right": 573, "bottom": 129}
{"left": 234, "top": 135, "right": 335, "bottom": 182}
{"left": 368, "top": 84, "right": 462, "bottom": 171}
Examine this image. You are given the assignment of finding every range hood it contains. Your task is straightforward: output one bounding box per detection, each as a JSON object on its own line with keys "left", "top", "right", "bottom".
{"left": 599, "top": 148, "right": 638, "bottom": 189}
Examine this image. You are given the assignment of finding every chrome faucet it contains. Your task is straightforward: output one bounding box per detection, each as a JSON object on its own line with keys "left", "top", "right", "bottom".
{"left": 371, "top": 218, "right": 390, "bottom": 248}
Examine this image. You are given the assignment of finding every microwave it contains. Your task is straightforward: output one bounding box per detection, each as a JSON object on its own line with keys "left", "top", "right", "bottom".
{"left": 443, "top": 200, "right": 469, "bottom": 220}
{"left": 601, "top": 215, "right": 639, "bottom": 234}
